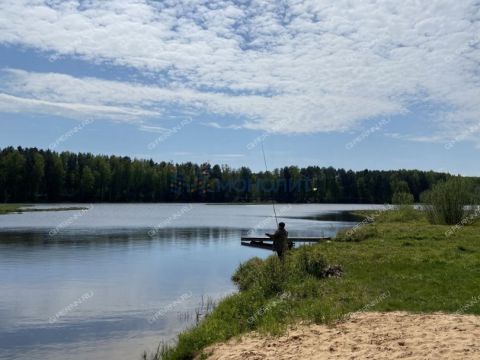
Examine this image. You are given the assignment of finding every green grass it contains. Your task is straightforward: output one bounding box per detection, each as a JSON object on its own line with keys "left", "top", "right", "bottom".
{"left": 0, "top": 204, "right": 29, "bottom": 214}
{"left": 0, "top": 204, "right": 89, "bottom": 214}
{"left": 158, "top": 208, "right": 480, "bottom": 360}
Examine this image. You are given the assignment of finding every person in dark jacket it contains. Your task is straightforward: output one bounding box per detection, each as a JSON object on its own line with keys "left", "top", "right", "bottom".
{"left": 266, "top": 222, "right": 289, "bottom": 260}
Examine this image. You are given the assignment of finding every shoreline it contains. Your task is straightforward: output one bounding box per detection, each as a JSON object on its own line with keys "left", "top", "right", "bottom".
{"left": 0, "top": 204, "right": 90, "bottom": 215}
{"left": 158, "top": 207, "right": 480, "bottom": 359}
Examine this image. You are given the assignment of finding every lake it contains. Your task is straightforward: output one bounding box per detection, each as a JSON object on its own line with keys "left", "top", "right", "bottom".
{"left": 0, "top": 203, "right": 380, "bottom": 360}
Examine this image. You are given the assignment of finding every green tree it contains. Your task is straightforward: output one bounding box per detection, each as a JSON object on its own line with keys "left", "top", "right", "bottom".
{"left": 2, "top": 150, "right": 26, "bottom": 201}
{"left": 80, "top": 166, "right": 95, "bottom": 200}
{"left": 0, "top": 147, "right": 463, "bottom": 204}
{"left": 392, "top": 192, "right": 414, "bottom": 205}
{"left": 95, "top": 157, "right": 111, "bottom": 201}
{"left": 44, "top": 152, "right": 65, "bottom": 201}
{"left": 31, "top": 153, "right": 45, "bottom": 200}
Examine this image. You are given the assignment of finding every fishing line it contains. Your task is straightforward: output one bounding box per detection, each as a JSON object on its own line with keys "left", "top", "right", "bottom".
{"left": 261, "top": 141, "right": 278, "bottom": 226}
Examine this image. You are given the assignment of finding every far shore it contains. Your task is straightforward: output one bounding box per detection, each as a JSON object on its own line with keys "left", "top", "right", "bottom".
{"left": 0, "top": 204, "right": 90, "bottom": 215}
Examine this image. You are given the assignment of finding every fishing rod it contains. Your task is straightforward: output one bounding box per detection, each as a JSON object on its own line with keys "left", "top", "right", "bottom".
{"left": 261, "top": 141, "right": 279, "bottom": 227}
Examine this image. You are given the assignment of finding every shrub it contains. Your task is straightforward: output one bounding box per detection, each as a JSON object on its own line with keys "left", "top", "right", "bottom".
{"left": 392, "top": 192, "right": 414, "bottom": 205}
{"left": 294, "top": 246, "right": 328, "bottom": 278}
{"left": 232, "top": 246, "right": 330, "bottom": 297}
{"left": 231, "top": 257, "right": 263, "bottom": 291}
{"left": 420, "top": 177, "right": 477, "bottom": 225}
{"left": 257, "top": 256, "right": 286, "bottom": 296}
{"left": 232, "top": 256, "right": 287, "bottom": 296}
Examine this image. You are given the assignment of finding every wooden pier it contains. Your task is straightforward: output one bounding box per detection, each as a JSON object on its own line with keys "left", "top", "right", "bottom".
{"left": 241, "top": 236, "right": 331, "bottom": 250}
{"left": 241, "top": 236, "right": 330, "bottom": 242}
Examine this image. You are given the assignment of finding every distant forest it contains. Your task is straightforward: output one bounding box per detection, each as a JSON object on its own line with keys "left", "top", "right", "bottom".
{"left": 0, "top": 146, "right": 469, "bottom": 204}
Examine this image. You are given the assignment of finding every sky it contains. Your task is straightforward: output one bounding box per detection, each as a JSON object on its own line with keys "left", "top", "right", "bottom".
{"left": 0, "top": 0, "right": 479, "bottom": 175}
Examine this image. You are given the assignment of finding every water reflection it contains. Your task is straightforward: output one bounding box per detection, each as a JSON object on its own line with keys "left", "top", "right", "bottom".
{"left": 0, "top": 222, "right": 350, "bottom": 248}
{"left": 291, "top": 211, "right": 365, "bottom": 222}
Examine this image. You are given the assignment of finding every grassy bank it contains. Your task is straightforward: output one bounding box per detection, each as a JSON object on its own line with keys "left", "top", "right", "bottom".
{"left": 0, "top": 204, "right": 27, "bottom": 214}
{"left": 158, "top": 207, "right": 480, "bottom": 360}
{"left": 0, "top": 204, "right": 89, "bottom": 214}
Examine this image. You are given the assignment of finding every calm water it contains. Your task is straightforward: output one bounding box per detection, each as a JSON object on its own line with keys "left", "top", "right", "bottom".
{"left": 0, "top": 204, "right": 379, "bottom": 360}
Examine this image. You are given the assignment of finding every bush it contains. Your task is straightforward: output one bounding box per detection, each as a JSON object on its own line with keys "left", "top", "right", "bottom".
{"left": 232, "top": 247, "right": 330, "bottom": 298}
{"left": 257, "top": 256, "right": 286, "bottom": 296}
{"left": 231, "top": 257, "right": 263, "bottom": 291}
{"left": 294, "top": 246, "right": 328, "bottom": 278}
{"left": 420, "top": 177, "right": 477, "bottom": 225}
{"left": 232, "top": 256, "right": 287, "bottom": 296}
{"left": 392, "top": 192, "right": 414, "bottom": 205}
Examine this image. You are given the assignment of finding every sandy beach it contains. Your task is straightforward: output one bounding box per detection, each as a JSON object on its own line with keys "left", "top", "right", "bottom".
{"left": 202, "top": 312, "right": 480, "bottom": 359}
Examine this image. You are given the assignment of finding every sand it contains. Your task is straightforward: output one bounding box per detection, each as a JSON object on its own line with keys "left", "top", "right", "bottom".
{"left": 201, "top": 312, "right": 480, "bottom": 359}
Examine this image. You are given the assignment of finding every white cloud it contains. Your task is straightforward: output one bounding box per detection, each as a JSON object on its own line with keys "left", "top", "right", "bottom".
{"left": 0, "top": 0, "right": 479, "bottom": 139}
{"left": 200, "top": 121, "right": 241, "bottom": 130}
{"left": 138, "top": 125, "right": 169, "bottom": 133}
{"left": 0, "top": 92, "right": 157, "bottom": 121}
{"left": 384, "top": 132, "right": 446, "bottom": 143}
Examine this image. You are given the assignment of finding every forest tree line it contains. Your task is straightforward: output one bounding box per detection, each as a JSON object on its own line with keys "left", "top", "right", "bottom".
{"left": 0, "top": 146, "right": 468, "bottom": 204}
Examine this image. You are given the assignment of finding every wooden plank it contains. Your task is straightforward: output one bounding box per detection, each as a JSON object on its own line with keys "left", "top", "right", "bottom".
{"left": 241, "top": 236, "right": 330, "bottom": 242}
{"left": 241, "top": 241, "right": 273, "bottom": 250}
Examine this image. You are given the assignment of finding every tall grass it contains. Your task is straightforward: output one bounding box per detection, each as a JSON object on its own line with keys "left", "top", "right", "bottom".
{"left": 420, "top": 177, "right": 477, "bottom": 225}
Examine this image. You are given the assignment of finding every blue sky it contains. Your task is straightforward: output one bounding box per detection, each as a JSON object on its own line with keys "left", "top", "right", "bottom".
{"left": 0, "top": 1, "right": 479, "bottom": 175}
